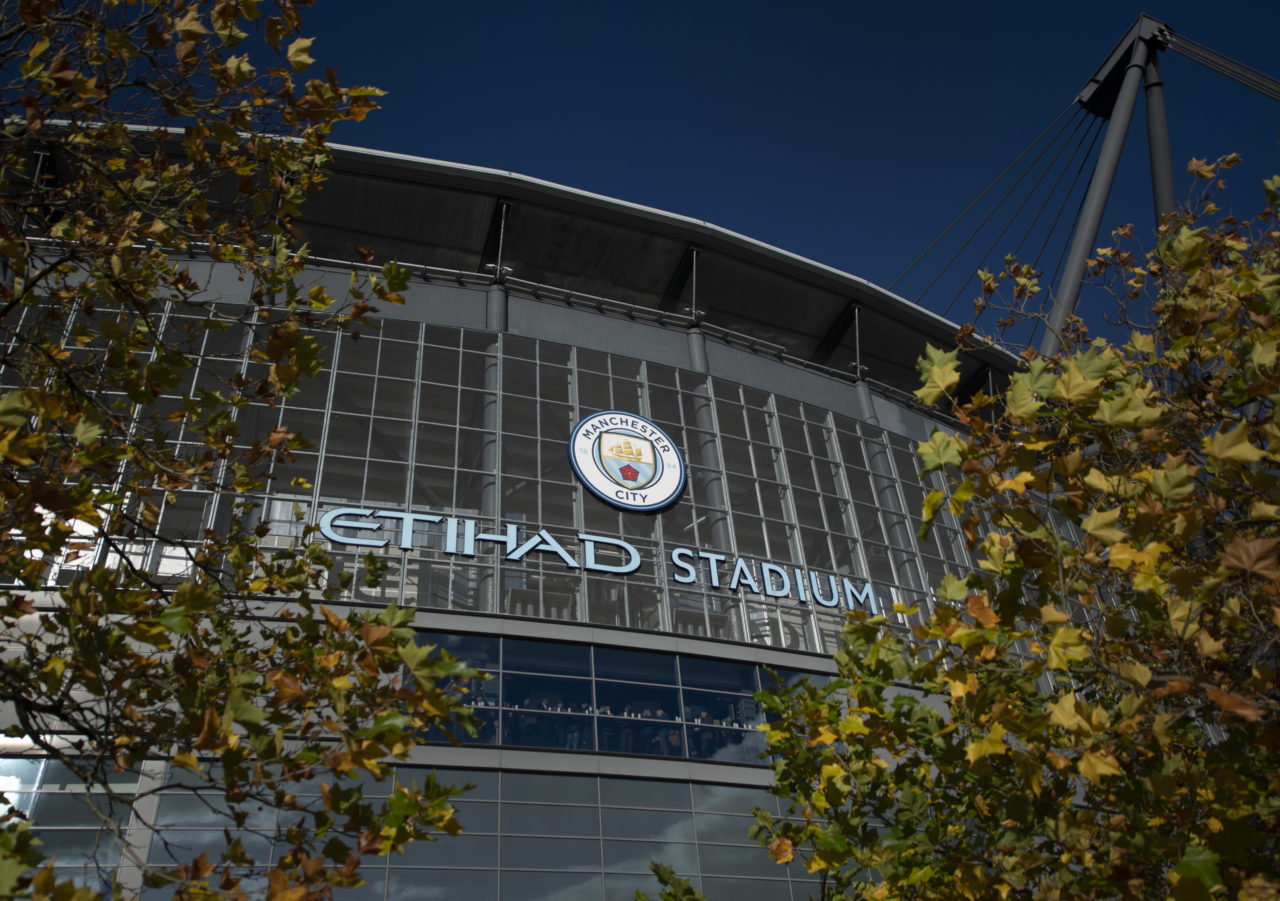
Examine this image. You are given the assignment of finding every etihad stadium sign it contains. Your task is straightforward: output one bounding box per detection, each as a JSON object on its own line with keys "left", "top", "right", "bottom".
{"left": 318, "top": 508, "right": 877, "bottom": 613}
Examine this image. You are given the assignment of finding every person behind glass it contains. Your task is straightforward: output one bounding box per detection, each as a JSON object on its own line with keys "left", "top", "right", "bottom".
{"left": 691, "top": 711, "right": 716, "bottom": 758}
{"left": 619, "top": 705, "right": 635, "bottom": 753}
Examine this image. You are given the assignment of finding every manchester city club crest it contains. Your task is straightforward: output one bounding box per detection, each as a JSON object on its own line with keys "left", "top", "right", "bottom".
{"left": 569, "top": 411, "right": 685, "bottom": 512}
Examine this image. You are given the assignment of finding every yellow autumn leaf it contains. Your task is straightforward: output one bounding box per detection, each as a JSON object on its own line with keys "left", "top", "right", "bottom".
{"left": 1115, "top": 661, "right": 1152, "bottom": 687}
{"left": 945, "top": 672, "right": 978, "bottom": 700}
{"left": 1047, "top": 626, "right": 1090, "bottom": 670}
{"left": 1079, "top": 749, "right": 1124, "bottom": 783}
{"left": 964, "top": 722, "right": 1008, "bottom": 764}
{"left": 286, "top": 36, "right": 315, "bottom": 71}
{"left": 1039, "top": 603, "right": 1071, "bottom": 624}
{"left": 821, "top": 762, "right": 849, "bottom": 791}
{"left": 994, "top": 471, "right": 1034, "bottom": 494}
{"left": 1204, "top": 422, "right": 1266, "bottom": 463}
{"left": 838, "top": 712, "right": 870, "bottom": 735}
{"left": 1081, "top": 507, "right": 1126, "bottom": 545}
{"left": 809, "top": 725, "right": 838, "bottom": 747}
{"left": 1053, "top": 360, "right": 1103, "bottom": 403}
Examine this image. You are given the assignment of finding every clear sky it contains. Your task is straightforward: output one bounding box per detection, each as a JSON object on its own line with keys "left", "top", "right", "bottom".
{"left": 301, "top": 0, "right": 1279, "bottom": 335}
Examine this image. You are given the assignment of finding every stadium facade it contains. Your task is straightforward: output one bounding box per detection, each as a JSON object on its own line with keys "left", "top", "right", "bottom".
{"left": 3, "top": 146, "right": 1013, "bottom": 900}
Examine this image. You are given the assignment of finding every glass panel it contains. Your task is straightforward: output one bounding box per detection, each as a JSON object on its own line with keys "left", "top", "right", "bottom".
{"left": 692, "top": 784, "right": 777, "bottom": 814}
{"left": 599, "top": 778, "right": 688, "bottom": 811}
{"left": 501, "top": 871, "right": 602, "bottom": 900}
{"left": 503, "top": 710, "right": 594, "bottom": 751}
{"left": 698, "top": 843, "right": 783, "bottom": 878}
{"left": 427, "top": 768, "right": 499, "bottom": 801}
{"left": 503, "top": 638, "right": 590, "bottom": 677}
{"left": 386, "top": 868, "right": 494, "bottom": 899}
{"left": 601, "top": 807, "right": 695, "bottom": 842}
{"left": 152, "top": 793, "right": 272, "bottom": 829}
{"left": 502, "top": 803, "right": 600, "bottom": 837}
{"left": 35, "top": 828, "right": 124, "bottom": 867}
{"left": 147, "top": 829, "right": 270, "bottom": 865}
{"left": 500, "top": 836, "right": 601, "bottom": 870}
{"left": 502, "top": 674, "right": 591, "bottom": 712}
{"left": 396, "top": 834, "right": 496, "bottom": 867}
{"left": 603, "top": 839, "right": 699, "bottom": 873}
{"left": 694, "top": 812, "right": 758, "bottom": 845}
{"left": 593, "top": 647, "right": 676, "bottom": 685}
{"left": 502, "top": 772, "right": 598, "bottom": 806}
{"left": 31, "top": 792, "right": 133, "bottom": 828}
{"left": 683, "top": 689, "right": 763, "bottom": 728}
{"left": 449, "top": 800, "right": 498, "bottom": 833}
{"left": 679, "top": 657, "right": 758, "bottom": 693}
{"left": 417, "top": 632, "right": 499, "bottom": 670}
{"left": 698, "top": 876, "right": 792, "bottom": 900}
{"left": 594, "top": 683, "right": 678, "bottom": 721}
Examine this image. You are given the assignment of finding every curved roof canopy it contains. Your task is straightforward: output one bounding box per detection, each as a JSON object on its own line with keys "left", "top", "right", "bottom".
{"left": 300, "top": 145, "right": 1012, "bottom": 398}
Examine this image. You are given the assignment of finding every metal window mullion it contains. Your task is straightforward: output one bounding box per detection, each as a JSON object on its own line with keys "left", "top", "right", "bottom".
{"left": 637, "top": 360, "right": 670, "bottom": 633}
{"left": 304, "top": 331, "right": 342, "bottom": 527}
{"left": 396, "top": 324, "right": 427, "bottom": 605}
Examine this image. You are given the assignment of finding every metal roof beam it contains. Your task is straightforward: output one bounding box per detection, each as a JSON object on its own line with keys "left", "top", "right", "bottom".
{"left": 811, "top": 301, "right": 857, "bottom": 365}
{"left": 658, "top": 244, "right": 696, "bottom": 312}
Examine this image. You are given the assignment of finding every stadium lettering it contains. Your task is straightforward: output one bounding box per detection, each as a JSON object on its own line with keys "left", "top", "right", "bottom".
{"left": 318, "top": 506, "right": 875, "bottom": 612}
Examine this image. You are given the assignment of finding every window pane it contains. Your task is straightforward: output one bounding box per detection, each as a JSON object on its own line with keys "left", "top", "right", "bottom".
{"left": 503, "top": 638, "right": 590, "bottom": 677}
{"left": 679, "top": 657, "right": 758, "bottom": 693}
{"left": 593, "top": 647, "right": 676, "bottom": 685}
{"left": 502, "top": 803, "right": 599, "bottom": 837}
{"left": 500, "top": 836, "right": 600, "bottom": 870}
{"left": 502, "top": 773, "right": 598, "bottom": 806}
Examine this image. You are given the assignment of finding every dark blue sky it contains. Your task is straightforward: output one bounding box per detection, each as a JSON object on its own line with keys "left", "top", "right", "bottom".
{"left": 303, "top": 1, "right": 1278, "bottom": 332}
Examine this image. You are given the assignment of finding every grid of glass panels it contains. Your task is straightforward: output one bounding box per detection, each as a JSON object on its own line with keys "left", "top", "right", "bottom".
{"left": 10, "top": 297, "right": 979, "bottom": 654}
{"left": 0, "top": 757, "right": 136, "bottom": 894}
{"left": 421, "top": 632, "right": 827, "bottom": 765}
{"left": 247, "top": 320, "right": 976, "bottom": 654}
{"left": 141, "top": 765, "right": 816, "bottom": 901}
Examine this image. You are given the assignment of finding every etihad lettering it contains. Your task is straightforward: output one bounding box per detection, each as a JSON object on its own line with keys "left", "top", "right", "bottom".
{"left": 318, "top": 508, "right": 640, "bottom": 575}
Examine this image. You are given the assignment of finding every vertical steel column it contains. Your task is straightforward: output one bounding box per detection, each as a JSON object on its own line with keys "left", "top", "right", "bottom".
{"left": 1040, "top": 38, "right": 1150, "bottom": 358}
{"left": 851, "top": 383, "right": 927, "bottom": 603}
{"left": 686, "top": 326, "right": 743, "bottom": 640}
{"left": 477, "top": 284, "right": 507, "bottom": 612}
{"left": 1144, "top": 52, "right": 1176, "bottom": 224}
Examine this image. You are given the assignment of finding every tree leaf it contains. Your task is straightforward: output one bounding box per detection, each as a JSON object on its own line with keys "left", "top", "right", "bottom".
{"left": 1206, "top": 688, "right": 1265, "bottom": 722}
{"left": 1079, "top": 749, "right": 1123, "bottom": 783}
{"left": 1081, "top": 507, "right": 1125, "bottom": 545}
{"left": 286, "top": 36, "right": 315, "bottom": 71}
{"left": 914, "top": 345, "right": 960, "bottom": 406}
{"left": 1204, "top": 422, "right": 1266, "bottom": 463}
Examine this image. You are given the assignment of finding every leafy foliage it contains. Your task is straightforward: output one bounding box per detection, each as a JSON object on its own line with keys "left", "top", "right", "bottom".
{"left": 0, "top": 2, "right": 477, "bottom": 899}
{"left": 747, "top": 160, "right": 1280, "bottom": 899}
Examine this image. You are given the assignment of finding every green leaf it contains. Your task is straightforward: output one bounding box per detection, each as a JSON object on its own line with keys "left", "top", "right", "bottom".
{"left": 1006, "top": 374, "right": 1043, "bottom": 419}
{"left": 914, "top": 345, "right": 960, "bottom": 406}
{"left": 1053, "top": 360, "right": 1103, "bottom": 404}
{"left": 73, "top": 415, "right": 103, "bottom": 445}
{"left": 0, "top": 391, "right": 32, "bottom": 428}
{"left": 1096, "top": 383, "right": 1162, "bottom": 427}
{"left": 1173, "top": 845, "right": 1222, "bottom": 888}
{"left": 917, "top": 430, "right": 963, "bottom": 473}
{"left": 1165, "top": 226, "right": 1209, "bottom": 276}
